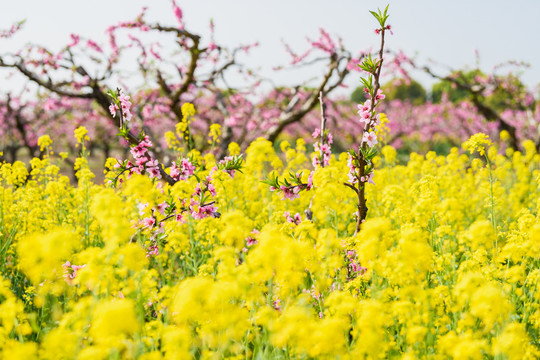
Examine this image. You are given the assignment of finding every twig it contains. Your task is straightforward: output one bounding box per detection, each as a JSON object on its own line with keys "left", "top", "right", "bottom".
{"left": 318, "top": 91, "right": 327, "bottom": 168}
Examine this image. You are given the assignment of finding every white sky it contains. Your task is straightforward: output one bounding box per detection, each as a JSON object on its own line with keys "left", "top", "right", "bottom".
{"left": 1, "top": 0, "right": 539, "bottom": 95}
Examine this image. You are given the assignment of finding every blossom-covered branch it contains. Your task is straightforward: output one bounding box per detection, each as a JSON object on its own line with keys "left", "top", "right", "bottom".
{"left": 345, "top": 5, "right": 390, "bottom": 235}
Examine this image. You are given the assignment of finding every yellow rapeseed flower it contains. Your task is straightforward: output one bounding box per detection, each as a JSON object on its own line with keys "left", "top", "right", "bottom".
{"left": 37, "top": 135, "right": 53, "bottom": 151}
{"left": 74, "top": 126, "right": 90, "bottom": 144}
{"left": 463, "top": 133, "right": 492, "bottom": 156}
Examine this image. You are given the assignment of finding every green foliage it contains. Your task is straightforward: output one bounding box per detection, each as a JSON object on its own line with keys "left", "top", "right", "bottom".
{"left": 430, "top": 70, "right": 480, "bottom": 103}
{"left": 431, "top": 68, "right": 534, "bottom": 112}
{"left": 384, "top": 79, "right": 427, "bottom": 105}
{"left": 370, "top": 5, "right": 390, "bottom": 28}
{"left": 485, "top": 73, "right": 534, "bottom": 111}
{"left": 262, "top": 171, "right": 306, "bottom": 190}
{"left": 216, "top": 154, "right": 244, "bottom": 173}
{"left": 358, "top": 55, "right": 381, "bottom": 76}
{"left": 350, "top": 86, "right": 366, "bottom": 104}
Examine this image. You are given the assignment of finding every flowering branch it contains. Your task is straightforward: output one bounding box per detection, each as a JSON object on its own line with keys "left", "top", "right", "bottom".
{"left": 345, "top": 5, "right": 390, "bottom": 235}
{"left": 263, "top": 171, "right": 313, "bottom": 201}
{"left": 316, "top": 91, "right": 329, "bottom": 168}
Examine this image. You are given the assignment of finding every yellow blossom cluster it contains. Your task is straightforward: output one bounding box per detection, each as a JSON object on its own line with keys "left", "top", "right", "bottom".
{"left": 74, "top": 126, "right": 90, "bottom": 145}
{"left": 463, "top": 132, "right": 493, "bottom": 157}
{"left": 165, "top": 102, "right": 199, "bottom": 153}
{"left": 177, "top": 102, "right": 196, "bottom": 136}
{"left": 208, "top": 124, "right": 221, "bottom": 144}
{"left": 0, "top": 132, "right": 539, "bottom": 359}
